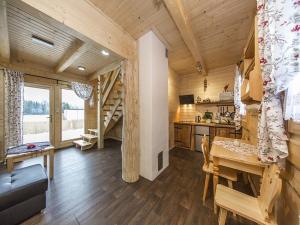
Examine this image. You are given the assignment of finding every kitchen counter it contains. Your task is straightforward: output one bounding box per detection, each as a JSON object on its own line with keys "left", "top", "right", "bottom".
{"left": 174, "top": 121, "right": 235, "bottom": 129}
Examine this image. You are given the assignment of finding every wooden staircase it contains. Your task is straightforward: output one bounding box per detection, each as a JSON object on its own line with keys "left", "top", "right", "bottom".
{"left": 74, "top": 66, "right": 123, "bottom": 150}
{"left": 74, "top": 129, "right": 98, "bottom": 151}
{"left": 102, "top": 67, "right": 123, "bottom": 134}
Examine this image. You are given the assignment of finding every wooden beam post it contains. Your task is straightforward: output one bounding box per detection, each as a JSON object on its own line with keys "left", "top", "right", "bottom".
{"left": 0, "top": 0, "right": 10, "bottom": 62}
{"left": 163, "top": 0, "right": 207, "bottom": 74}
{"left": 55, "top": 40, "right": 88, "bottom": 73}
{"left": 97, "top": 75, "right": 104, "bottom": 149}
{"left": 121, "top": 59, "right": 140, "bottom": 183}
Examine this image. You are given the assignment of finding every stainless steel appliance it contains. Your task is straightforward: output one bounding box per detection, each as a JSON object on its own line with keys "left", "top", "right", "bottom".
{"left": 194, "top": 126, "right": 210, "bottom": 151}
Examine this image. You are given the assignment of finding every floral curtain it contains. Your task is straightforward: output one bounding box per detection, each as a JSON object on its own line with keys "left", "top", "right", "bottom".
{"left": 71, "top": 82, "right": 93, "bottom": 101}
{"left": 256, "top": 0, "right": 299, "bottom": 162}
{"left": 4, "top": 68, "right": 24, "bottom": 149}
{"left": 234, "top": 66, "right": 245, "bottom": 130}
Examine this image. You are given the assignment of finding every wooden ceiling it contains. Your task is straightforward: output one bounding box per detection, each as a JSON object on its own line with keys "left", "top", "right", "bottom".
{"left": 88, "top": 0, "right": 256, "bottom": 75}
{"left": 4, "top": 0, "right": 122, "bottom": 78}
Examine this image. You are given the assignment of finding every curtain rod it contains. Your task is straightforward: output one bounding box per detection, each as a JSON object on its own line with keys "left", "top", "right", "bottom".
{"left": 24, "top": 73, "right": 71, "bottom": 84}
{"left": 0, "top": 64, "right": 85, "bottom": 84}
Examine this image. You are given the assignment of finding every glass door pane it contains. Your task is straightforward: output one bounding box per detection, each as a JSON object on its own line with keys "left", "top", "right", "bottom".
{"left": 61, "top": 89, "right": 84, "bottom": 141}
{"left": 23, "top": 86, "right": 50, "bottom": 143}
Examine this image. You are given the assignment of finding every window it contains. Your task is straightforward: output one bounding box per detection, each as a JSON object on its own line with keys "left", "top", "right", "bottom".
{"left": 285, "top": 75, "right": 300, "bottom": 122}
{"left": 23, "top": 86, "right": 50, "bottom": 143}
{"left": 61, "top": 89, "right": 84, "bottom": 141}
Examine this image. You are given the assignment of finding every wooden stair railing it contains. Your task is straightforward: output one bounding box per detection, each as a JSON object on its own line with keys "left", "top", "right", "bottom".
{"left": 102, "top": 67, "right": 121, "bottom": 106}
{"left": 102, "top": 70, "right": 113, "bottom": 94}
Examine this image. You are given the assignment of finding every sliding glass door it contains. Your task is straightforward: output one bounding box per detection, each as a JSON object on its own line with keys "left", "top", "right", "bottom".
{"left": 23, "top": 85, "right": 53, "bottom": 144}
{"left": 61, "top": 88, "right": 84, "bottom": 141}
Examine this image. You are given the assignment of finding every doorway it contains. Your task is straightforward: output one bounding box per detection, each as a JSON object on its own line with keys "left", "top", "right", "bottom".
{"left": 23, "top": 84, "right": 54, "bottom": 144}
{"left": 60, "top": 88, "right": 85, "bottom": 142}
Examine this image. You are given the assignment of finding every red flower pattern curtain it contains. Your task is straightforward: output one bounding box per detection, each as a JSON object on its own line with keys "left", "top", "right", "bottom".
{"left": 256, "top": 0, "right": 299, "bottom": 162}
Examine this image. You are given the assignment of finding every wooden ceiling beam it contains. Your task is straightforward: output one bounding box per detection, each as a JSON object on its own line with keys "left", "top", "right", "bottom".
{"left": 0, "top": 0, "right": 10, "bottom": 62}
{"left": 88, "top": 60, "right": 122, "bottom": 81}
{"left": 163, "top": 0, "right": 206, "bottom": 74}
{"left": 55, "top": 40, "right": 89, "bottom": 73}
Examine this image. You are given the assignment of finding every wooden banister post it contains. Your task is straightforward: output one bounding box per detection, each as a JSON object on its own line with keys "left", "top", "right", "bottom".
{"left": 121, "top": 59, "right": 140, "bottom": 183}
{"left": 97, "top": 75, "right": 104, "bottom": 149}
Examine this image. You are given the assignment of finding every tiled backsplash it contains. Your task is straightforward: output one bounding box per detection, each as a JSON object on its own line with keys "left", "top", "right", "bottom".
{"left": 177, "top": 65, "right": 236, "bottom": 121}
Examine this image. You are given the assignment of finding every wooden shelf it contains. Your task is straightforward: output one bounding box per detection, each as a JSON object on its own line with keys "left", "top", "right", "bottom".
{"left": 195, "top": 101, "right": 234, "bottom": 106}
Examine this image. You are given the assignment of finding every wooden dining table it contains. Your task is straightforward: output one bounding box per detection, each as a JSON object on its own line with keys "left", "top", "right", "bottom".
{"left": 210, "top": 136, "right": 265, "bottom": 213}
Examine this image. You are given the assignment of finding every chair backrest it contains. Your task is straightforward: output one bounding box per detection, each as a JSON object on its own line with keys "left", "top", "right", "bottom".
{"left": 201, "top": 134, "right": 209, "bottom": 166}
{"left": 258, "top": 164, "right": 282, "bottom": 220}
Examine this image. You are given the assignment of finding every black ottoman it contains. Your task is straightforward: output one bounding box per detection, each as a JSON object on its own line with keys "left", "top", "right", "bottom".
{"left": 0, "top": 164, "right": 48, "bottom": 225}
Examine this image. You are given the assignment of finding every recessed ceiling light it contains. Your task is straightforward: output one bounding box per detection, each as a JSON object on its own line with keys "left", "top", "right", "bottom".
{"left": 77, "top": 66, "right": 86, "bottom": 71}
{"left": 101, "top": 50, "right": 109, "bottom": 56}
{"left": 32, "top": 35, "right": 54, "bottom": 48}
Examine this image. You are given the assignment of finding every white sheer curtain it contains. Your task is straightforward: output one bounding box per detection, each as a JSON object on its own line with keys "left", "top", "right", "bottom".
{"left": 285, "top": 73, "right": 300, "bottom": 121}
{"left": 256, "top": 0, "right": 299, "bottom": 163}
{"left": 234, "top": 66, "right": 245, "bottom": 130}
{"left": 71, "top": 82, "right": 93, "bottom": 101}
{"left": 4, "top": 68, "right": 24, "bottom": 149}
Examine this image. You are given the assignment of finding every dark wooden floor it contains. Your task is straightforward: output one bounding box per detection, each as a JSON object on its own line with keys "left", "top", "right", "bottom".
{"left": 1, "top": 139, "right": 255, "bottom": 225}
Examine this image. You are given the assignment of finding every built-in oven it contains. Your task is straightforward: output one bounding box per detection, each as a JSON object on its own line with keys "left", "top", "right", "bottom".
{"left": 195, "top": 126, "right": 210, "bottom": 152}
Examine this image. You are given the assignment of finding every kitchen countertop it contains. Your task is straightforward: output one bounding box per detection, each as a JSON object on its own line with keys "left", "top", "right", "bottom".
{"left": 174, "top": 121, "right": 235, "bottom": 128}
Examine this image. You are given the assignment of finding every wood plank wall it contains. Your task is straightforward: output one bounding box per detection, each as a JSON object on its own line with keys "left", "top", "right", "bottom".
{"left": 106, "top": 120, "right": 123, "bottom": 141}
{"left": 168, "top": 67, "right": 180, "bottom": 149}
{"left": 84, "top": 79, "right": 97, "bottom": 133}
{"left": 277, "top": 121, "right": 300, "bottom": 225}
{"left": 178, "top": 65, "right": 235, "bottom": 121}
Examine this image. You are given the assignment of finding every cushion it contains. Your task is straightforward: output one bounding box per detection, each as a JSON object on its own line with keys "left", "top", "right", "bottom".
{"left": 0, "top": 165, "right": 48, "bottom": 211}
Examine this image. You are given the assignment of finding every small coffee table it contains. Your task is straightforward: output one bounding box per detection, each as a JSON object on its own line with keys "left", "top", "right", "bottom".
{"left": 6, "top": 145, "right": 55, "bottom": 179}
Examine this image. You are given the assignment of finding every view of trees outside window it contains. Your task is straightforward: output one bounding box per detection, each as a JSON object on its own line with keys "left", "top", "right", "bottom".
{"left": 61, "top": 89, "right": 84, "bottom": 141}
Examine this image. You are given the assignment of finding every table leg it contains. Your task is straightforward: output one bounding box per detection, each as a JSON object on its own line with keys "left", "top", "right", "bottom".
{"left": 43, "top": 155, "right": 47, "bottom": 167}
{"left": 49, "top": 149, "right": 54, "bottom": 179}
{"left": 7, "top": 159, "right": 13, "bottom": 172}
{"left": 213, "top": 163, "right": 219, "bottom": 214}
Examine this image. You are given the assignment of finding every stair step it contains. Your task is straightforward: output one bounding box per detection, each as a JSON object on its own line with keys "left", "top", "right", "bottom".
{"left": 74, "top": 140, "right": 92, "bottom": 147}
{"left": 81, "top": 134, "right": 98, "bottom": 140}
{"left": 88, "top": 129, "right": 98, "bottom": 134}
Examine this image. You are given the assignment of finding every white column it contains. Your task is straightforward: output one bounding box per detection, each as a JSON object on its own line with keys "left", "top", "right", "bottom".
{"left": 139, "top": 31, "right": 169, "bottom": 181}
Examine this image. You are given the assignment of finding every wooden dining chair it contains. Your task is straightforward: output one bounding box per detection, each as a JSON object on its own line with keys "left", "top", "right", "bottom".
{"left": 215, "top": 164, "right": 281, "bottom": 225}
{"left": 201, "top": 135, "right": 237, "bottom": 204}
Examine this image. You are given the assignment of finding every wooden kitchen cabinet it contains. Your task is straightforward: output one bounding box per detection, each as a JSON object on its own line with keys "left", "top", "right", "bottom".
{"left": 215, "top": 127, "right": 230, "bottom": 138}
{"left": 174, "top": 124, "right": 192, "bottom": 149}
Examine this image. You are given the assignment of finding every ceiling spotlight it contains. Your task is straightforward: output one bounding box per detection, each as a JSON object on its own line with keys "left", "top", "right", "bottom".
{"left": 32, "top": 35, "right": 54, "bottom": 48}
{"left": 77, "top": 66, "right": 86, "bottom": 71}
{"left": 101, "top": 50, "right": 110, "bottom": 56}
{"left": 196, "top": 62, "right": 202, "bottom": 73}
